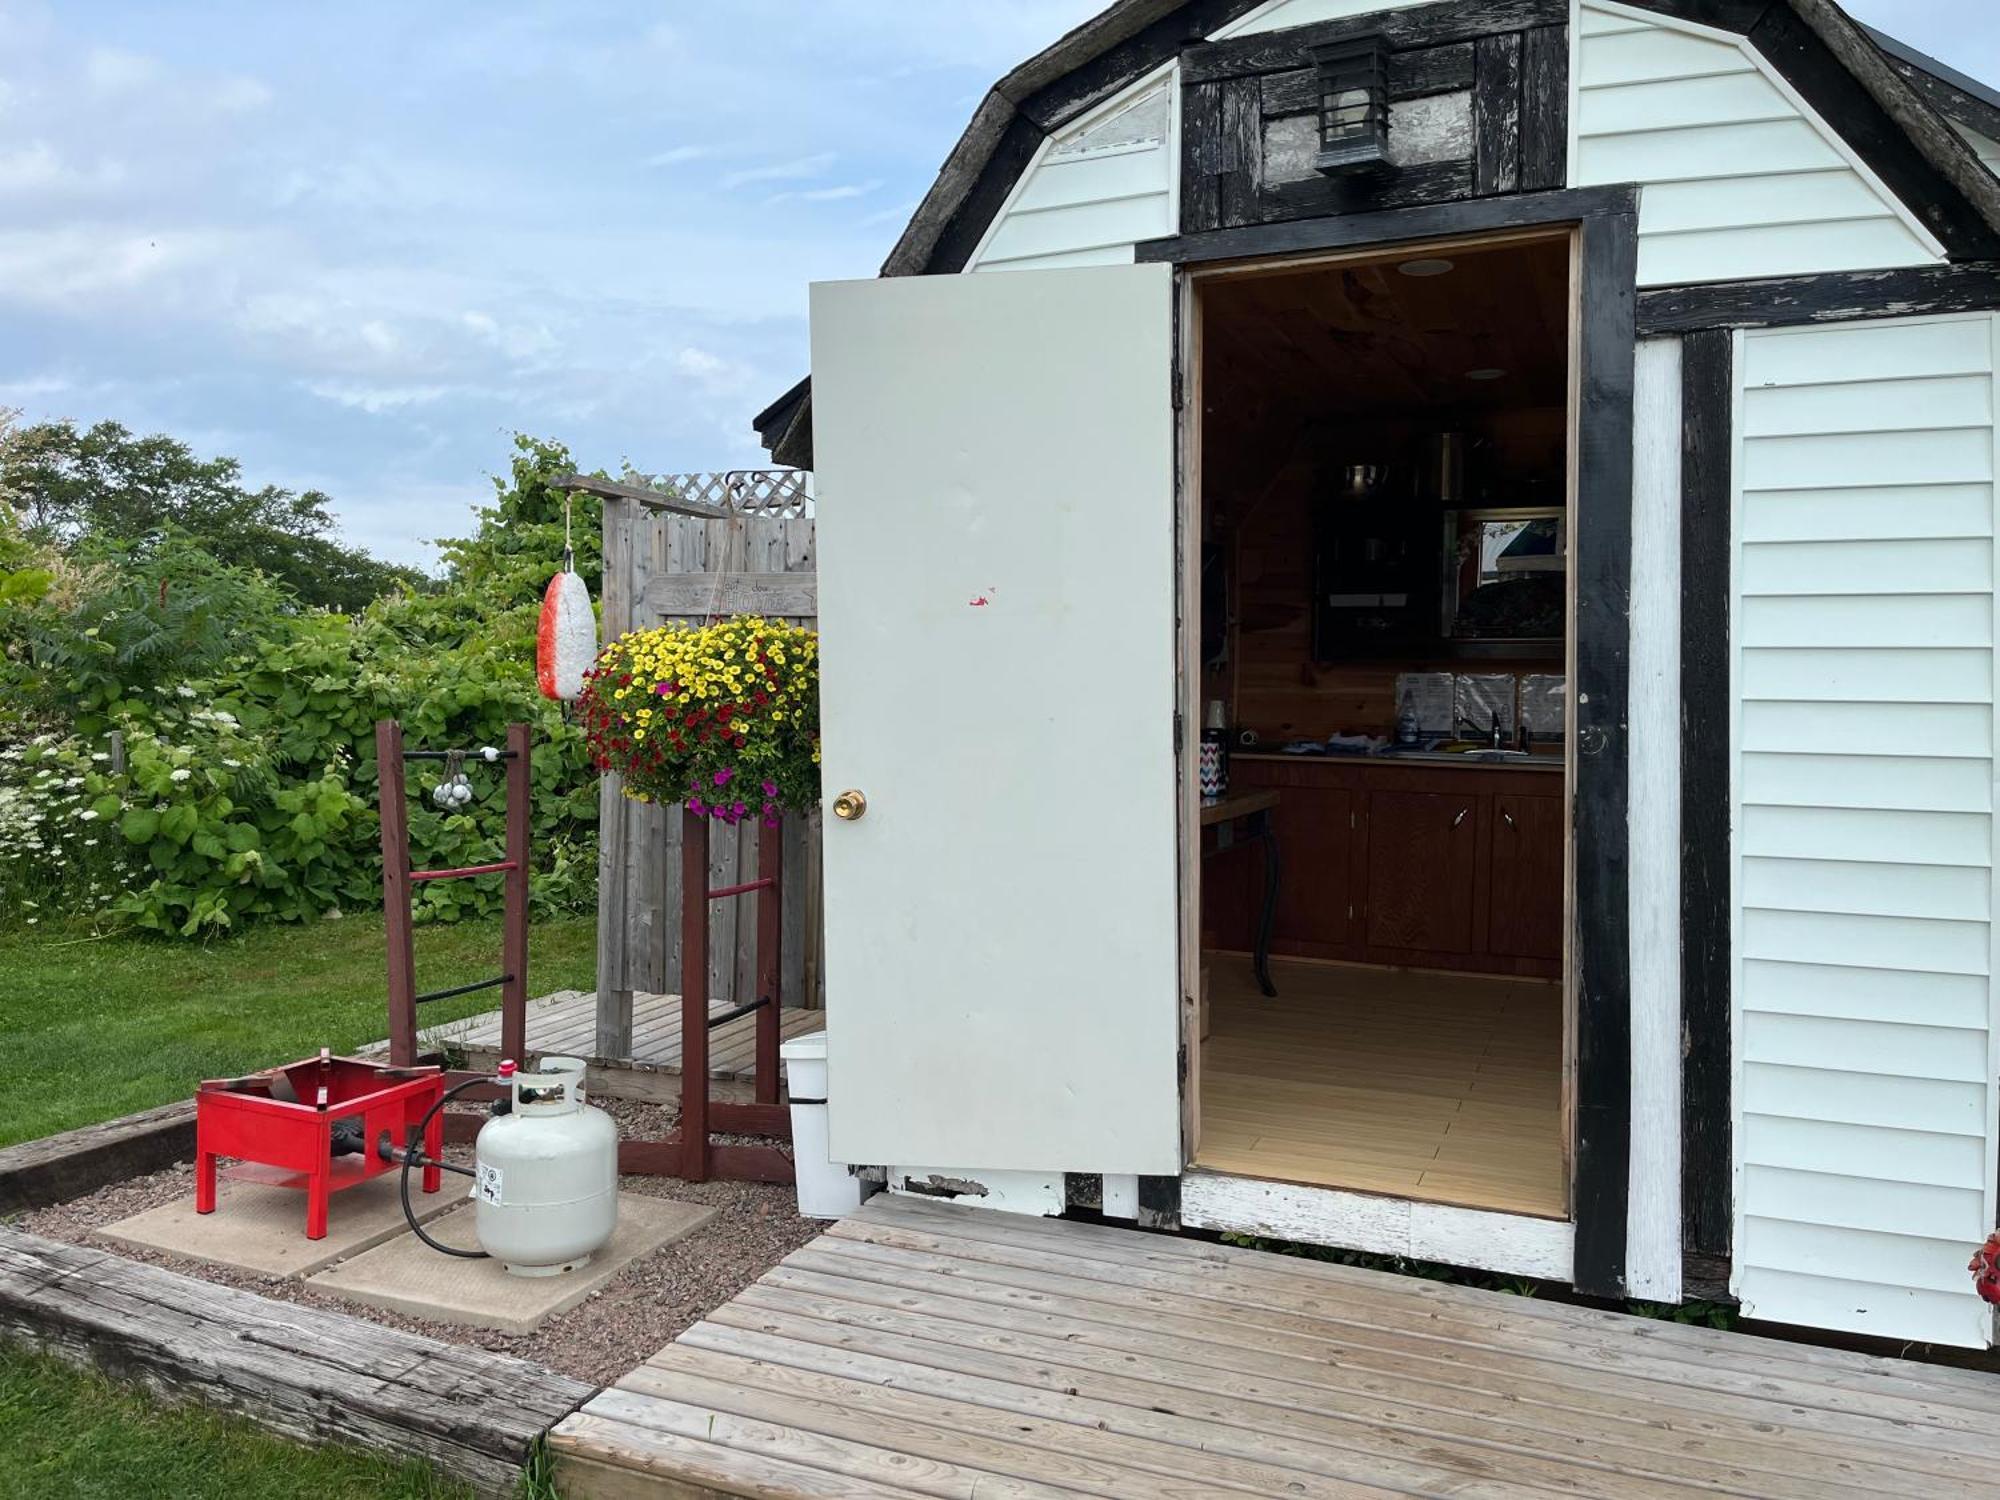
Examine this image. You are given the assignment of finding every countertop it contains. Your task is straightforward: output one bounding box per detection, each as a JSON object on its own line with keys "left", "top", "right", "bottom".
{"left": 1232, "top": 748, "right": 1564, "bottom": 773}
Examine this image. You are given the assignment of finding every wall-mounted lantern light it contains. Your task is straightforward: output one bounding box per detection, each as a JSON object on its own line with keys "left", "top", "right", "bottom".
{"left": 1311, "top": 35, "right": 1391, "bottom": 173}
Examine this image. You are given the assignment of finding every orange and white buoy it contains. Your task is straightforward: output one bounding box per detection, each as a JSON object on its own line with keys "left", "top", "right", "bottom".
{"left": 537, "top": 497, "right": 596, "bottom": 702}
{"left": 538, "top": 568, "right": 596, "bottom": 701}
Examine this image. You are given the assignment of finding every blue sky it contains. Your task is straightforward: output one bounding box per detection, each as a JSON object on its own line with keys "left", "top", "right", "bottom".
{"left": 0, "top": 1, "right": 1993, "bottom": 568}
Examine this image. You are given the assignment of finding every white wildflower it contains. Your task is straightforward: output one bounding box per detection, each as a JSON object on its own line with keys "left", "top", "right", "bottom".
{"left": 222, "top": 758, "right": 242, "bottom": 769}
{"left": 169, "top": 768, "right": 193, "bottom": 783}
{"left": 90, "top": 752, "right": 110, "bottom": 762}
{"left": 175, "top": 685, "right": 197, "bottom": 699}
{"left": 78, "top": 809, "right": 98, "bottom": 822}
{"left": 83, "top": 838, "right": 99, "bottom": 847}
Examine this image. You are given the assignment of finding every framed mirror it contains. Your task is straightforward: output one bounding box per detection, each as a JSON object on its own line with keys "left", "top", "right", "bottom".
{"left": 1442, "top": 507, "right": 1565, "bottom": 641}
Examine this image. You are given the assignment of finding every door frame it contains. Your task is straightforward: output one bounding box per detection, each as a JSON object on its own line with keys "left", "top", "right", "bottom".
{"left": 1144, "top": 185, "right": 1639, "bottom": 1297}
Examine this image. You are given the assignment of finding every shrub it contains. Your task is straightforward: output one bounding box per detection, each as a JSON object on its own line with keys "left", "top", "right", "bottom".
{"left": 0, "top": 434, "right": 606, "bottom": 935}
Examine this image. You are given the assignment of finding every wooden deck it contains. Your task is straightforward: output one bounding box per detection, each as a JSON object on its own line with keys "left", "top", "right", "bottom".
{"left": 383, "top": 990, "right": 823, "bottom": 1099}
{"left": 1198, "top": 958, "right": 1565, "bottom": 1217}
{"left": 549, "top": 1194, "right": 2000, "bottom": 1498}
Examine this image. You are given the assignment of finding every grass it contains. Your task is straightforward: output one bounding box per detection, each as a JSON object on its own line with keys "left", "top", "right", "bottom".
{"left": 0, "top": 1340, "right": 481, "bottom": 1499}
{"left": 2, "top": 915, "right": 590, "bottom": 1494}
{"left": 0, "top": 911, "right": 596, "bottom": 1147}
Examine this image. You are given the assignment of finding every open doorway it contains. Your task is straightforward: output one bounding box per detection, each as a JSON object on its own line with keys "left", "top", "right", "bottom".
{"left": 1190, "top": 232, "right": 1573, "bottom": 1221}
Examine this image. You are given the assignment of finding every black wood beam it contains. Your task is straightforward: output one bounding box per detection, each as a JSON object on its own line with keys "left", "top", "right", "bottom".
{"left": 1139, "top": 184, "right": 1638, "bottom": 266}
{"left": 1472, "top": 33, "right": 1524, "bottom": 197}
{"left": 1679, "top": 327, "right": 1734, "bottom": 1277}
{"left": 1520, "top": 26, "right": 1569, "bottom": 193}
{"left": 1637, "top": 261, "right": 2000, "bottom": 334}
{"left": 1184, "top": 0, "right": 1566, "bottom": 84}
{"left": 1569, "top": 206, "right": 1640, "bottom": 1301}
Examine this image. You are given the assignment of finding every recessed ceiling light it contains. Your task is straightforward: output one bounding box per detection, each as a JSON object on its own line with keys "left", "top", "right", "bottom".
{"left": 1466, "top": 368, "right": 1508, "bottom": 381}
{"left": 1397, "top": 257, "right": 1455, "bottom": 277}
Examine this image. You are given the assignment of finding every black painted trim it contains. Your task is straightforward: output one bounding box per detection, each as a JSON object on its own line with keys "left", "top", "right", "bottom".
{"left": 1680, "top": 327, "right": 1734, "bottom": 1274}
{"left": 1139, "top": 184, "right": 1638, "bottom": 266}
{"left": 1184, "top": 0, "right": 1565, "bottom": 84}
{"left": 1520, "top": 25, "right": 1569, "bottom": 193}
{"left": 923, "top": 114, "right": 1047, "bottom": 276}
{"left": 1637, "top": 261, "right": 2000, "bottom": 334}
{"left": 1570, "top": 207, "right": 1639, "bottom": 1301}
{"left": 1022, "top": 0, "right": 1260, "bottom": 133}
{"left": 1137, "top": 1173, "right": 1181, "bottom": 1230}
{"left": 1154, "top": 187, "right": 1637, "bottom": 1294}
{"left": 1472, "top": 32, "right": 1524, "bottom": 197}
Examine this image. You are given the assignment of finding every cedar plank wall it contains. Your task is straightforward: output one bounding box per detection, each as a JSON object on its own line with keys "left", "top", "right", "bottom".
{"left": 1179, "top": 0, "right": 1570, "bottom": 236}
{"left": 1220, "top": 413, "right": 1565, "bottom": 743}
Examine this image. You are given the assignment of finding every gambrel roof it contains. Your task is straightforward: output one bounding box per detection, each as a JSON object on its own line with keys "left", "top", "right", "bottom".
{"left": 755, "top": 0, "right": 2000, "bottom": 469}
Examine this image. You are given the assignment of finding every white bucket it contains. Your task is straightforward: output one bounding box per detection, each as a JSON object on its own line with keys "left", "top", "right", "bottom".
{"left": 780, "top": 1031, "right": 860, "bottom": 1218}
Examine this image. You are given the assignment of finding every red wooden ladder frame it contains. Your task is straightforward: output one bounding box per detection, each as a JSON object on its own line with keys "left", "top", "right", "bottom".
{"left": 619, "top": 808, "right": 793, "bottom": 1184}
{"left": 377, "top": 720, "right": 531, "bottom": 1074}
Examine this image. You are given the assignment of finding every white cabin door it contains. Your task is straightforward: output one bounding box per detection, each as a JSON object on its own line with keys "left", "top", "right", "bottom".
{"left": 810, "top": 264, "right": 1182, "bottom": 1176}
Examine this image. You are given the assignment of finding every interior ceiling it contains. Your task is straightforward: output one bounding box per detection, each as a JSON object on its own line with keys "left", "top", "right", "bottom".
{"left": 1200, "top": 235, "right": 1572, "bottom": 422}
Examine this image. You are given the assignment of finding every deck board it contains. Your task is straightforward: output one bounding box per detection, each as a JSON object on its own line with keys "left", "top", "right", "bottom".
{"left": 549, "top": 1197, "right": 2000, "bottom": 1498}
{"left": 390, "top": 990, "right": 823, "bottom": 1082}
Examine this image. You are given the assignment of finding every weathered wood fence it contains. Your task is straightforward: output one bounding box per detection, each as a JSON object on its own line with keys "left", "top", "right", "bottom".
{"left": 567, "top": 471, "right": 821, "bottom": 1060}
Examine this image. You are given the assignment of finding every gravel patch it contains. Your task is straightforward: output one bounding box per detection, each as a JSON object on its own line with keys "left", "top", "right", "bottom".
{"left": 15, "top": 1096, "right": 823, "bottom": 1388}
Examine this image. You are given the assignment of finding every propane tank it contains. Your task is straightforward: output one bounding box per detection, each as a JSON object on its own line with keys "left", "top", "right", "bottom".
{"left": 473, "top": 1056, "right": 618, "bottom": 1276}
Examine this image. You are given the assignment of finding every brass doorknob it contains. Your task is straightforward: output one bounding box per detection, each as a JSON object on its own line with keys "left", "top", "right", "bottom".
{"left": 832, "top": 789, "right": 868, "bottom": 821}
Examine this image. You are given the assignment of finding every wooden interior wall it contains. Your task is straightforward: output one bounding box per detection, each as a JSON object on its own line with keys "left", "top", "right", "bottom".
{"left": 1208, "top": 417, "right": 1565, "bottom": 742}
{"left": 595, "top": 497, "right": 823, "bottom": 1060}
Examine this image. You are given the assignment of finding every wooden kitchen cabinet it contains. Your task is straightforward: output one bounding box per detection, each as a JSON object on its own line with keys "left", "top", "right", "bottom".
{"left": 1487, "top": 794, "right": 1564, "bottom": 960}
{"left": 1208, "top": 756, "right": 1563, "bottom": 979}
{"left": 1362, "top": 790, "right": 1477, "bottom": 954}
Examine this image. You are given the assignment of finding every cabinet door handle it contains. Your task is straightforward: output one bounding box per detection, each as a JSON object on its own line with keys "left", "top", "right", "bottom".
{"left": 1502, "top": 809, "right": 1516, "bottom": 830}
{"left": 1452, "top": 807, "right": 1469, "bottom": 829}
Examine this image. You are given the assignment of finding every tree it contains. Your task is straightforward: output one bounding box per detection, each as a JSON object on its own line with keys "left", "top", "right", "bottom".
{"left": 3, "top": 419, "right": 425, "bottom": 612}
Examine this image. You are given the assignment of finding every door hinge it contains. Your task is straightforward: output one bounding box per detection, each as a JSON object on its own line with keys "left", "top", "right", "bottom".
{"left": 1171, "top": 362, "right": 1185, "bottom": 412}
{"left": 1177, "top": 1043, "right": 1188, "bottom": 1086}
{"left": 1174, "top": 709, "right": 1185, "bottom": 750}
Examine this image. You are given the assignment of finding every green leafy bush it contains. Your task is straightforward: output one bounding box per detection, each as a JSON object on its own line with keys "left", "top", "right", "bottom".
{"left": 0, "top": 434, "right": 605, "bottom": 935}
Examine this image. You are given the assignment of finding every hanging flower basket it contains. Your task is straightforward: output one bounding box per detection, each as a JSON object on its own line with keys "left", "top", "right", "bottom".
{"left": 578, "top": 616, "right": 820, "bottom": 826}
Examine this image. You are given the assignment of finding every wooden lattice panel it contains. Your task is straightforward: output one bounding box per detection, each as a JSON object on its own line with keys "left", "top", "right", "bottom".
{"left": 619, "top": 469, "right": 812, "bottom": 517}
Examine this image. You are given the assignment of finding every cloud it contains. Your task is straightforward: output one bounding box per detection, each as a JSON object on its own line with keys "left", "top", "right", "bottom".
{"left": 766, "top": 179, "right": 883, "bottom": 206}
{"left": 0, "top": 0, "right": 1119, "bottom": 566}
{"left": 83, "top": 47, "right": 159, "bottom": 95}
{"left": 303, "top": 381, "right": 455, "bottom": 414}
{"left": 644, "top": 145, "right": 714, "bottom": 168}
{"left": 213, "top": 76, "right": 272, "bottom": 113}
{"left": 721, "top": 151, "right": 837, "bottom": 190}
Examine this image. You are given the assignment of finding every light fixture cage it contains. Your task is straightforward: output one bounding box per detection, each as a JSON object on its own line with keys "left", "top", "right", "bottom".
{"left": 1311, "top": 34, "right": 1391, "bottom": 174}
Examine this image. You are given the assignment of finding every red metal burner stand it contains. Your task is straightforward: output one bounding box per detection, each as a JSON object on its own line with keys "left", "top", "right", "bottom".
{"left": 194, "top": 1050, "right": 444, "bottom": 1240}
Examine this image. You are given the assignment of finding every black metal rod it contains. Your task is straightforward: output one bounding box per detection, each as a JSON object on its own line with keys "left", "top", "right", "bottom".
{"left": 705, "top": 996, "right": 772, "bottom": 1030}
{"left": 415, "top": 973, "right": 512, "bottom": 1005}
{"left": 400, "top": 749, "right": 519, "bottom": 761}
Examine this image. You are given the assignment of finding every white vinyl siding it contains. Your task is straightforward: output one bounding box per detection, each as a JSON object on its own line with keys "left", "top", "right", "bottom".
{"left": 1575, "top": 2, "right": 1944, "bottom": 286}
{"left": 1732, "top": 313, "right": 2000, "bottom": 1350}
{"left": 1954, "top": 122, "right": 2000, "bottom": 179}
{"left": 1208, "top": 0, "right": 1435, "bottom": 39}
{"left": 968, "top": 75, "right": 1177, "bottom": 274}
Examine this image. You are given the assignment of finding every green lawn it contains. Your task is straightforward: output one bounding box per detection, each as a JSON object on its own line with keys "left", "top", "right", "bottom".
{"left": 0, "top": 1341, "right": 491, "bottom": 1499}
{"left": 0, "top": 912, "right": 595, "bottom": 1147}
{"left": 2, "top": 914, "right": 592, "bottom": 1495}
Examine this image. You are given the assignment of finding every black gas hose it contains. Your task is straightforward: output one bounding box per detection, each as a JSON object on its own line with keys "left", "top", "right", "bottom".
{"left": 393, "top": 1075, "right": 495, "bottom": 1260}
